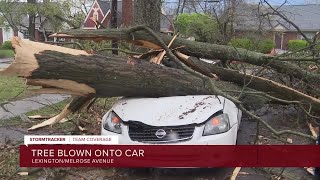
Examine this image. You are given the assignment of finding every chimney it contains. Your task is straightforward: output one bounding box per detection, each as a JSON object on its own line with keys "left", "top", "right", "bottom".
{"left": 122, "top": 0, "right": 133, "bottom": 26}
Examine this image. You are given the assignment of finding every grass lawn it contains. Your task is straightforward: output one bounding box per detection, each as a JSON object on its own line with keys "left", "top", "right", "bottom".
{"left": 0, "top": 98, "right": 118, "bottom": 179}
{"left": 0, "top": 76, "right": 28, "bottom": 103}
{"left": 0, "top": 49, "right": 14, "bottom": 58}
{"left": 0, "top": 100, "right": 70, "bottom": 179}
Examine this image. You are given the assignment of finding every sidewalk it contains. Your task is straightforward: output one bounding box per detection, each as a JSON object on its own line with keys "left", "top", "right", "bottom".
{"left": 0, "top": 57, "right": 13, "bottom": 69}
{"left": 0, "top": 94, "right": 70, "bottom": 120}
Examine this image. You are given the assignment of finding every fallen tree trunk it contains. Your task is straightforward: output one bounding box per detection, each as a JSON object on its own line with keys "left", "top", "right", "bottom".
{"left": 52, "top": 27, "right": 320, "bottom": 84}
{"left": 1, "top": 38, "right": 318, "bottom": 139}
{"left": 1, "top": 38, "right": 320, "bottom": 111}
{"left": 0, "top": 38, "right": 237, "bottom": 98}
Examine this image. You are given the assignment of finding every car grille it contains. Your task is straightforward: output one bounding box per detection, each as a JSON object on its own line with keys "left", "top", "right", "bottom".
{"left": 127, "top": 121, "right": 195, "bottom": 143}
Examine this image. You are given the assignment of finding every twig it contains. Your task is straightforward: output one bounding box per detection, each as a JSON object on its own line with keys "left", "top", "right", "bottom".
{"left": 224, "top": 89, "right": 320, "bottom": 122}
{"left": 238, "top": 104, "right": 316, "bottom": 141}
{"left": 213, "top": 92, "right": 316, "bottom": 141}
{"left": 263, "top": 0, "right": 311, "bottom": 44}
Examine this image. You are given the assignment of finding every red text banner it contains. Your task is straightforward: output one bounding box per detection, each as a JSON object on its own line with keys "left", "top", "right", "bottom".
{"left": 20, "top": 145, "right": 320, "bottom": 167}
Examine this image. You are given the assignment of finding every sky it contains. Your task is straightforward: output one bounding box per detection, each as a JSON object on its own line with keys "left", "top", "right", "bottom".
{"left": 249, "top": 0, "right": 311, "bottom": 5}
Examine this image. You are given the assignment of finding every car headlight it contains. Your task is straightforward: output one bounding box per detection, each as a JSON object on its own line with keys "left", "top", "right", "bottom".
{"left": 103, "top": 111, "right": 122, "bottom": 134}
{"left": 203, "top": 113, "right": 230, "bottom": 136}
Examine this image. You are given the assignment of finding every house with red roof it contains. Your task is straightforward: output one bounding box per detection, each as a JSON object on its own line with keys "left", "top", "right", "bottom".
{"left": 82, "top": 0, "right": 133, "bottom": 29}
{"left": 82, "top": 0, "right": 173, "bottom": 33}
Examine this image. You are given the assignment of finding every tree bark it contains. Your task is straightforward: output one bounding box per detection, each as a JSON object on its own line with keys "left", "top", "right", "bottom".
{"left": 111, "top": 0, "right": 118, "bottom": 55}
{"left": 27, "top": 0, "right": 36, "bottom": 41}
{"left": 1, "top": 38, "right": 241, "bottom": 99}
{"left": 52, "top": 28, "right": 320, "bottom": 84}
{"left": 2, "top": 38, "right": 320, "bottom": 111}
{"left": 134, "top": 0, "right": 161, "bottom": 31}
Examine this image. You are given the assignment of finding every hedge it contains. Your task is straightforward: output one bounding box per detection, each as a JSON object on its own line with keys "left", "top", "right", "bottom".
{"left": 230, "top": 38, "right": 275, "bottom": 53}
{"left": 1, "top": 41, "right": 13, "bottom": 49}
{"left": 256, "top": 39, "right": 275, "bottom": 54}
{"left": 230, "top": 38, "right": 253, "bottom": 50}
{"left": 287, "top": 40, "right": 309, "bottom": 51}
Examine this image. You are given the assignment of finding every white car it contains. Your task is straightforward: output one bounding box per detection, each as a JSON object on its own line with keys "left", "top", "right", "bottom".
{"left": 101, "top": 95, "right": 242, "bottom": 145}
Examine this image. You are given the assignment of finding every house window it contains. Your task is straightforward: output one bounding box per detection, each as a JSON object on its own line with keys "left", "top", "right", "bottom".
{"left": 93, "top": 7, "right": 99, "bottom": 21}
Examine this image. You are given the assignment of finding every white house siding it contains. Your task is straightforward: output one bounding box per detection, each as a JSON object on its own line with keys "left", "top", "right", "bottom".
{"left": 0, "top": 27, "right": 25, "bottom": 44}
{"left": 2, "top": 27, "right": 13, "bottom": 43}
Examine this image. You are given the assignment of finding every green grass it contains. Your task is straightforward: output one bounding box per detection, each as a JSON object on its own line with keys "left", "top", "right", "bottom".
{"left": 0, "top": 76, "right": 27, "bottom": 103}
{"left": 0, "top": 100, "right": 67, "bottom": 179}
{"left": 0, "top": 75, "right": 40, "bottom": 103}
{"left": 0, "top": 49, "right": 14, "bottom": 58}
{"left": 27, "top": 100, "right": 68, "bottom": 116}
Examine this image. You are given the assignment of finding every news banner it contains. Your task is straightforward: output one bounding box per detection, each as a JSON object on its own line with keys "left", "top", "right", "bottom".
{"left": 20, "top": 135, "right": 320, "bottom": 167}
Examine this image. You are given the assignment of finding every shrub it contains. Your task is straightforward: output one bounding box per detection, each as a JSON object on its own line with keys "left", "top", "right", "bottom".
{"left": 287, "top": 40, "right": 309, "bottom": 51}
{"left": 256, "top": 39, "right": 275, "bottom": 54}
{"left": 1, "top": 41, "right": 13, "bottom": 49}
{"left": 174, "top": 13, "right": 222, "bottom": 43}
{"left": 230, "top": 38, "right": 253, "bottom": 50}
{"left": 230, "top": 38, "right": 275, "bottom": 54}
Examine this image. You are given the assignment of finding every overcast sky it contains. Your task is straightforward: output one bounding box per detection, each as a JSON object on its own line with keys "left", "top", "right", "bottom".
{"left": 248, "top": 0, "right": 316, "bottom": 5}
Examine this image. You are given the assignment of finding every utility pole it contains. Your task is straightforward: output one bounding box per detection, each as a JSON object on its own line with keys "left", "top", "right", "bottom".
{"left": 111, "top": 0, "right": 118, "bottom": 55}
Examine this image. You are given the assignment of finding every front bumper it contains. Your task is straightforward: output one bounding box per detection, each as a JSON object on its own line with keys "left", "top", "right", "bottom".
{"left": 101, "top": 123, "right": 238, "bottom": 145}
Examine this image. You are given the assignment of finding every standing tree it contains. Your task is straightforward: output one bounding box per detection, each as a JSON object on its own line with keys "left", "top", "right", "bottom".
{"left": 27, "top": 0, "right": 36, "bottom": 41}
{"left": 134, "top": 0, "right": 162, "bottom": 32}
{"left": 0, "top": 0, "right": 86, "bottom": 41}
{"left": 111, "top": 0, "right": 118, "bottom": 54}
{"left": 174, "top": 13, "right": 222, "bottom": 43}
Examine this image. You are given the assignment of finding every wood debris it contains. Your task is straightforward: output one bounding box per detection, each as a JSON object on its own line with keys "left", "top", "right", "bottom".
{"left": 150, "top": 33, "right": 179, "bottom": 64}
{"left": 230, "top": 167, "right": 241, "bottom": 180}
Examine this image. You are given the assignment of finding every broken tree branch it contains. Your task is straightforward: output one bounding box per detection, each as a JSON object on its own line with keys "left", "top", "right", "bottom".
{"left": 51, "top": 27, "right": 320, "bottom": 84}
{"left": 28, "top": 96, "right": 93, "bottom": 130}
{"left": 152, "top": 33, "right": 179, "bottom": 64}
{"left": 1, "top": 38, "right": 236, "bottom": 98}
{"left": 174, "top": 51, "right": 320, "bottom": 111}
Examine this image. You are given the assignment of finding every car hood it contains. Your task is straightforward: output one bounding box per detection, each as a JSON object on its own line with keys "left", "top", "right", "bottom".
{"left": 112, "top": 95, "right": 225, "bottom": 126}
